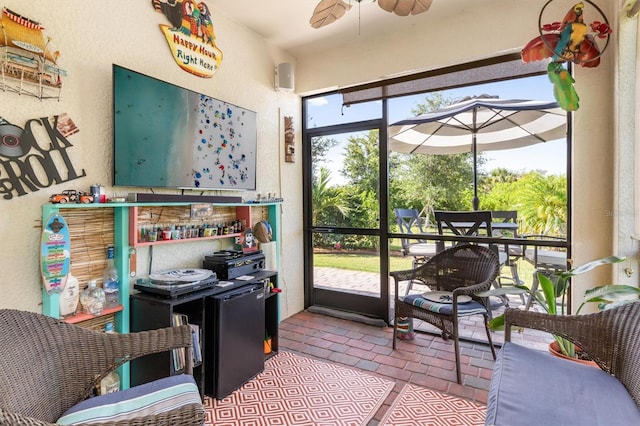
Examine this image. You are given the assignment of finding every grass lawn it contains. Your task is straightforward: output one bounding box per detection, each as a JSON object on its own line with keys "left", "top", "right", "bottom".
{"left": 314, "top": 252, "right": 413, "bottom": 273}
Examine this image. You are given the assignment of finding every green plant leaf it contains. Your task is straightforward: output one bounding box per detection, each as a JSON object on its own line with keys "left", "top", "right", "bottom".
{"left": 584, "top": 284, "right": 640, "bottom": 302}
{"left": 554, "top": 336, "right": 575, "bottom": 358}
{"left": 559, "top": 256, "right": 625, "bottom": 280}
{"left": 488, "top": 314, "right": 505, "bottom": 330}
{"left": 553, "top": 275, "right": 567, "bottom": 298}
{"left": 537, "top": 272, "right": 558, "bottom": 315}
{"left": 576, "top": 285, "right": 640, "bottom": 314}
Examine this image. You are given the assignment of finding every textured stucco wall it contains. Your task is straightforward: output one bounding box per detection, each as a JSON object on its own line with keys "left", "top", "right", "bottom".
{"left": 0, "top": 1, "right": 303, "bottom": 317}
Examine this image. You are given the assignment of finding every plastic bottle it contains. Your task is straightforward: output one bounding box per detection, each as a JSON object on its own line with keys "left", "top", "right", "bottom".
{"left": 103, "top": 246, "right": 120, "bottom": 308}
{"left": 80, "top": 279, "right": 105, "bottom": 316}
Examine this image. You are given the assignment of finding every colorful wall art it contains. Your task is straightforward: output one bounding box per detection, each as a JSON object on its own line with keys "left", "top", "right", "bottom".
{"left": 284, "top": 116, "right": 295, "bottom": 163}
{"left": 152, "top": 0, "right": 223, "bottom": 78}
{"left": 0, "top": 115, "right": 85, "bottom": 200}
{"left": 0, "top": 7, "right": 67, "bottom": 100}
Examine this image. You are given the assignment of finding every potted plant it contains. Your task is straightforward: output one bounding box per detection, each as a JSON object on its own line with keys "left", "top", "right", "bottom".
{"left": 478, "top": 256, "right": 640, "bottom": 360}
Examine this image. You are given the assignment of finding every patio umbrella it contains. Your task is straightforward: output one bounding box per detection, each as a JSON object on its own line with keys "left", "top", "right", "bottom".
{"left": 388, "top": 96, "right": 566, "bottom": 209}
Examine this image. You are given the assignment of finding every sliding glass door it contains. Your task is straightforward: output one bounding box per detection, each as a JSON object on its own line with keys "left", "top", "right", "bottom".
{"left": 303, "top": 97, "right": 390, "bottom": 319}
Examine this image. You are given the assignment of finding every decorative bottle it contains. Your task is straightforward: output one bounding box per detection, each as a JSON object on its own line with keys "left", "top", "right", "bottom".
{"left": 80, "top": 279, "right": 105, "bottom": 316}
{"left": 103, "top": 246, "right": 120, "bottom": 308}
{"left": 59, "top": 272, "right": 80, "bottom": 317}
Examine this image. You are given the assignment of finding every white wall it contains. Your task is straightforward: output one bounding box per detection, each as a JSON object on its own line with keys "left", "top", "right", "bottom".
{"left": 0, "top": 1, "right": 304, "bottom": 317}
{"left": 617, "top": 3, "right": 640, "bottom": 288}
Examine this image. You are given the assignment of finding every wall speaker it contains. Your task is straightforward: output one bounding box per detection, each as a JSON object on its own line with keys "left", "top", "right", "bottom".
{"left": 275, "top": 63, "right": 294, "bottom": 92}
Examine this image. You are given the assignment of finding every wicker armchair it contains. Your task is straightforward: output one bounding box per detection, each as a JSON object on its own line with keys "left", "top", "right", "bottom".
{"left": 390, "top": 244, "right": 501, "bottom": 384}
{"left": 0, "top": 309, "right": 205, "bottom": 426}
{"left": 504, "top": 301, "right": 640, "bottom": 407}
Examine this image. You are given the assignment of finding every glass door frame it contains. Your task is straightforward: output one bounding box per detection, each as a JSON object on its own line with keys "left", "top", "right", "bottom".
{"left": 302, "top": 101, "right": 391, "bottom": 322}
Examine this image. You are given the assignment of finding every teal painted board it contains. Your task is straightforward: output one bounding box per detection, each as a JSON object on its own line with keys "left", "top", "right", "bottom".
{"left": 41, "top": 212, "right": 71, "bottom": 295}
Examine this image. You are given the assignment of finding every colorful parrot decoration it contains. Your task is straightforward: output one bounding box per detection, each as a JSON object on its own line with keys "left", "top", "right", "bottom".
{"left": 152, "top": 0, "right": 216, "bottom": 46}
{"left": 180, "top": 0, "right": 199, "bottom": 36}
{"left": 198, "top": 2, "right": 216, "bottom": 46}
{"left": 521, "top": 1, "right": 611, "bottom": 111}
{"left": 151, "top": 0, "right": 223, "bottom": 77}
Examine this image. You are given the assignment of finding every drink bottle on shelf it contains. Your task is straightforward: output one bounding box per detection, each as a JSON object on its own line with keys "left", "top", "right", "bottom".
{"left": 103, "top": 246, "right": 120, "bottom": 308}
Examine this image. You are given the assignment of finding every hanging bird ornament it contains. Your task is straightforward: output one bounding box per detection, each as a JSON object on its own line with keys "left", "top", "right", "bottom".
{"left": 520, "top": 1, "right": 611, "bottom": 111}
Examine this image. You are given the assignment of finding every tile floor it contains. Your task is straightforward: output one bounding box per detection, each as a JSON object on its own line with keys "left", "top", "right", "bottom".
{"left": 278, "top": 265, "right": 553, "bottom": 423}
{"left": 279, "top": 308, "right": 552, "bottom": 425}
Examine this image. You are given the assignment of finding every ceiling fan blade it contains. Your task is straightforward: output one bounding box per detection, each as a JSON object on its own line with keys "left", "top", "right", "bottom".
{"left": 378, "top": 0, "right": 433, "bottom": 16}
{"left": 309, "top": 0, "right": 353, "bottom": 29}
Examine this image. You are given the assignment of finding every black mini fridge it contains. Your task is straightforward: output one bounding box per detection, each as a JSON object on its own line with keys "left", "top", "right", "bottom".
{"left": 205, "top": 283, "right": 265, "bottom": 399}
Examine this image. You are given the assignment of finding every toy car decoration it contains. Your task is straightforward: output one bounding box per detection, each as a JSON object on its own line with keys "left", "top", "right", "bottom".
{"left": 49, "top": 189, "right": 94, "bottom": 204}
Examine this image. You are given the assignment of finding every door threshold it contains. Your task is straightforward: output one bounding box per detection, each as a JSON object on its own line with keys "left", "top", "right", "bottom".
{"left": 307, "top": 305, "right": 388, "bottom": 328}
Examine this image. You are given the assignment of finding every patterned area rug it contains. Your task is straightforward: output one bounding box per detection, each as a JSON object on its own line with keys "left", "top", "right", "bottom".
{"left": 204, "top": 351, "right": 394, "bottom": 425}
{"left": 380, "top": 383, "right": 486, "bottom": 426}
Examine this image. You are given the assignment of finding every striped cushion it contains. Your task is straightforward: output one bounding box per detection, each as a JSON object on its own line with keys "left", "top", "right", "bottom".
{"left": 403, "top": 294, "right": 487, "bottom": 316}
{"left": 57, "top": 374, "right": 201, "bottom": 425}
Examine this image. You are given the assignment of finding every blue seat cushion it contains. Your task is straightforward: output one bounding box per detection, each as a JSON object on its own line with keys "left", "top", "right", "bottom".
{"left": 486, "top": 342, "right": 640, "bottom": 426}
{"left": 57, "top": 374, "right": 201, "bottom": 425}
{"left": 403, "top": 294, "right": 487, "bottom": 316}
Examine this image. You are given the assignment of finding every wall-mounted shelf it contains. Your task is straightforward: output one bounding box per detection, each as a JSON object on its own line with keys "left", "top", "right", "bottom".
{"left": 62, "top": 305, "right": 124, "bottom": 324}
{"left": 128, "top": 204, "right": 254, "bottom": 247}
{"left": 132, "top": 233, "right": 243, "bottom": 247}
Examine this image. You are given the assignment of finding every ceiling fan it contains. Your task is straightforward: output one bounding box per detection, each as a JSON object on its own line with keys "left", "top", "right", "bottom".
{"left": 310, "top": 0, "right": 433, "bottom": 29}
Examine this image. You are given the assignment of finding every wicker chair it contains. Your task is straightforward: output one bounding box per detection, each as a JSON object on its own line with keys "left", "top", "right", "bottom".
{"left": 390, "top": 244, "right": 501, "bottom": 384}
{"left": 503, "top": 301, "right": 640, "bottom": 406}
{"left": 0, "top": 309, "right": 205, "bottom": 426}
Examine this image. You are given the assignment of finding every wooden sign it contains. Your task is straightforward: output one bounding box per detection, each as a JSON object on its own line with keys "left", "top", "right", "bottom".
{"left": 41, "top": 213, "right": 71, "bottom": 294}
{"left": 152, "top": 0, "right": 223, "bottom": 77}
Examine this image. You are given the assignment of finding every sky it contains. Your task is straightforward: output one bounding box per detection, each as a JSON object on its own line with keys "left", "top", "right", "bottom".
{"left": 307, "top": 74, "right": 567, "bottom": 185}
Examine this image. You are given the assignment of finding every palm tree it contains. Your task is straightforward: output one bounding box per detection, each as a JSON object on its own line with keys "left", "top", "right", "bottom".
{"left": 312, "top": 167, "right": 349, "bottom": 226}
{"left": 516, "top": 173, "right": 567, "bottom": 235}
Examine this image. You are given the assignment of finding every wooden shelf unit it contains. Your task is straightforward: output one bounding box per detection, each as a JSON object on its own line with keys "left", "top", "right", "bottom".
{"left": 129, "top": 204, "right": 252, "bottom": 247}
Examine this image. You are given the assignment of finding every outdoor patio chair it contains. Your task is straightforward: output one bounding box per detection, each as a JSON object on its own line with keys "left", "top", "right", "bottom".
{"left": 390, "top": 244, "right": 500, "bottom": 384}
{"left": 394, "top": 207, "right": 437, "bottom": 270}
{"left": 434, "top": 210, "right": 496, "bottom": 252}
{"left": 434, "top": 210, "right": 510, "bottom": 311}
{"left": 0, "top": 309, "right": 205, "bottom": 426}
{"left": 491, "top": 210, "right": 526, "bottom": 303}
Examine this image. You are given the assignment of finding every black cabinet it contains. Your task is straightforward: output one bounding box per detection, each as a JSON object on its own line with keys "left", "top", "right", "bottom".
{"left": 130, "top": 270, "right": 278, "bottom": 398}
{"left": 205, "top": 283, "right": 265, "bottom": 399}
